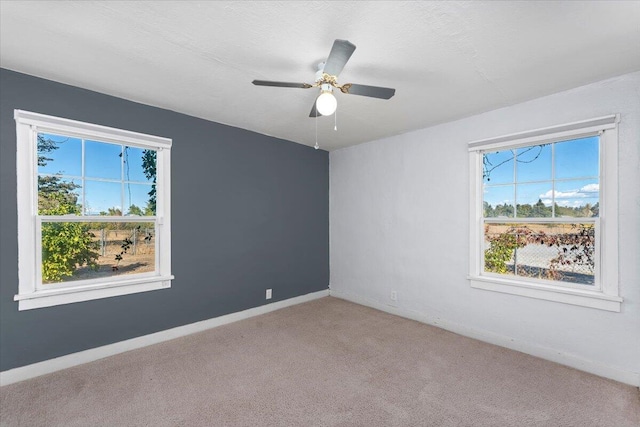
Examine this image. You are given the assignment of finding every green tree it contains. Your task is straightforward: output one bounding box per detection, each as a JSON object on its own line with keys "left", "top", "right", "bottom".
{"left": 555, "top": 203, "right": 573, "bottom": 217}
{"left": 141, "top": 149, "right": 156, "bottom": 215}
{"left": 483, "top": 201, "right": 495, "bottom": 217}
{"left": 38, "top": 135, "right": 99, "bottom": 283}
{"left": 578, "top": 203, "right": 593, "bottom": 218}
{"left": 40, "top": 202, "right": 99, "bottom": 282}
{"left": 101, "top": 207, "right": 124, "bottom": 230}
{"left": 494, "top": 203, "right": 514, "bottom": 217}
{"left": 516, "top": 203, "right": 532, "bottom": 217}
{"left": 144, "top": 201, "right": 155, "bottom": 216}
{"left": 531, "top": 199, "right": 551, "bottom": 217}
{"left": 107, "top": 207, "right": 123, "bottom": 216}
{"left": 127, "top": 204, "right": 144, "bottom": 216}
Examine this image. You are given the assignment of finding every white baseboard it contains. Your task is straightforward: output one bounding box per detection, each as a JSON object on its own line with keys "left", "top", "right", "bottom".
{"left": 329, "top": 289, "right": 640, "bottom": 387}
{"left": 1, "top": 289, "right": 329, "bottom": 386}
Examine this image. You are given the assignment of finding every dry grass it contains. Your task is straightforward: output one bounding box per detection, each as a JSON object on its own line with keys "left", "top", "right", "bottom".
{"left": 43, "top": 228, "right": 156, "bottom": 285}
{"left": 486, "top": 222, "right": 591, "bottom": 235}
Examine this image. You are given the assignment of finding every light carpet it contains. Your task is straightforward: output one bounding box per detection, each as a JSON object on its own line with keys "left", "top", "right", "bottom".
{"left": 1, "top": 297, "right": 638, "bottom": 426}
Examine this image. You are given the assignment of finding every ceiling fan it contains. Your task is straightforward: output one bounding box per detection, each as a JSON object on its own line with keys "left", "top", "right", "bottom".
{"left": 252, "top": 39, "right": 395, "bottom": 117}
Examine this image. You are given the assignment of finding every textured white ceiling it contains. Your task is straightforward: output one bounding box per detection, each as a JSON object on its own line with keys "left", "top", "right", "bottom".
{"left": 1, "top": 1, "right": 639, "bottom": 151}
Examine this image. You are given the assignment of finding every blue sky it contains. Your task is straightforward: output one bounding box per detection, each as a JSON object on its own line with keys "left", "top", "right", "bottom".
{"left": 38, "top": 133, "right": 154, "bottom": 215}
{"left": 483, "top": 136, "right": 599, "bottom": 210}
{"left": 39, "top": 133, "right": 598, "bottom": 216}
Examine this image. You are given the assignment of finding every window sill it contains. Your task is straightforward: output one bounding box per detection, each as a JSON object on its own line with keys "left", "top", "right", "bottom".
{"left": 468, "top": 275, "right": 622, "bottom": 312}
{"left": 14, "top": 275, "right": 173, "bottom": 310}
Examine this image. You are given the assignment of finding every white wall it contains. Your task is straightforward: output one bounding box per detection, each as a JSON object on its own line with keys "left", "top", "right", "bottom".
{"left": 330, "top": 72, "right": 640, "bottom": 385}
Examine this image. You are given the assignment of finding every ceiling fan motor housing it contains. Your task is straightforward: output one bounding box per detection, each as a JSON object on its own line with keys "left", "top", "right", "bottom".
{"left": 320, "top": 83, "right": 333, "bottom": 93}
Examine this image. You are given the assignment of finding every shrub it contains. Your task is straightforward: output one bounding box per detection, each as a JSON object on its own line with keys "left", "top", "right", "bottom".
{"left": 39, "top": 192, "right": 99, "bottom": 283}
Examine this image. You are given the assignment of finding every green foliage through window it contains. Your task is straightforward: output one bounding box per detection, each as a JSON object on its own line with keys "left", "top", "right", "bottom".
{"left": 38, "top": 135, "right": 100, "bottom": 282}
{"left": 36, "top": 133, "right": 158, "bottom": 283}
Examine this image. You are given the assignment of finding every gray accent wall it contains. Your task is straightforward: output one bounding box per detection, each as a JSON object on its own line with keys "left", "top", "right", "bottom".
{"left": 0, "top": 69, "right": 329, "bottom": 371}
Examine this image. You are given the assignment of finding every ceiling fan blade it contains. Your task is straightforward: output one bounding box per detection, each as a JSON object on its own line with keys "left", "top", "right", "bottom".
{"left": 341, "top": 83, "right": 395, "bottom": 99}
{"left": 309, "top": 101, "right": 320, "bottom": 118}
{"left": 252, "top": 80, "right": 312, "bottom": 88}
{"left": 322, "top": 39, "right": 356, "bottom": 77}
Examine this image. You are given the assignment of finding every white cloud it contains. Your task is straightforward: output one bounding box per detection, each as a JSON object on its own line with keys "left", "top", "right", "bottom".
{"left": 539, "top": 183, "right": 599, "bottom": 200}
{"left": 539, "top": 183, "right": 599, "bottom": 207}
{"left": 580, "top": 183, "right": 599, "bottom": 193}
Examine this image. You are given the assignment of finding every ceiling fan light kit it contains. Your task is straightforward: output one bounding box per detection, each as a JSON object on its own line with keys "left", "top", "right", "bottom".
{"left": 316, "top": 84, "right": 337, "bottom": 116}
{"left": 252, "top": 39, "right": 395, "bottom": 119}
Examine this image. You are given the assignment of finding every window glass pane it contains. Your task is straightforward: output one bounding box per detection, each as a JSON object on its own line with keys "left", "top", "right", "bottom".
{"left": 41, "top": 221, "right": 155, "bottom": 284}
{"left": 554, "top": 179, "right": 599, "bottom": 217}
{"left": 515, "top": 182, "right": 552, "bottom": 217}
{"left": 123, "top": 146, "right": 155, "bottom": 184}
{"left": 483, "top": 185, "right": 514, "bottom": 218}
{"left": 516, "top": 144, "right": 551, "bottom": 183}
{"left": 85, "top": 180, "right": 122, "bottom": 216}
{"left": 483, "top": 150, "right": 514, "bottom": 184}
{"left": 125, "top": 184, "right": 155, "bottom": 216}
{"left": 85, "top": 140, "right": 122, "bottom": 180}
{"left": 484, "top": 222, "right": 595, "bottom": 286}
{"left": 555, "top": 136, "right": 599, "bottom": 179}
{"left": 38, "top": 177, "right": 82, "bottom": 215}
{"left": 37, "top": 133, "right": 81, "bottom": 177}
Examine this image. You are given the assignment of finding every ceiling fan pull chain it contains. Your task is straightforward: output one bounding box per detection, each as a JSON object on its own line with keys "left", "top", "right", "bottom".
{"left": 334, "top": 108, "right": 338, "bottom": 131}
{"left": 315, "top": 106, "right": 320, "bottom": 150}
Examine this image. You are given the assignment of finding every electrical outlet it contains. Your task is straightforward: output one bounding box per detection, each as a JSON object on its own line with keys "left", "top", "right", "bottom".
{"left": 390, "top": 291, "right": 397, "bottom": 302}
{"left": 266, "top": 289, "right": 272, "bottom": 300}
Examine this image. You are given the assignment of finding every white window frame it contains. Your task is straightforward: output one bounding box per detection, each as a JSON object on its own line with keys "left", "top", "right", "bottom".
{"left": 468, "top": 115, "right": 621, "bottom": 312}
{"left": 15, "top": 110, "right": 173, "bottom": 310}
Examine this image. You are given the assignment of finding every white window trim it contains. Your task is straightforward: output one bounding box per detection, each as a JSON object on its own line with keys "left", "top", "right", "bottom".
{"left": 15, "top": 110, "right": 173, "bottom": 310}
{"left": 468, "top": 115, "right": 621, "bottom": 312}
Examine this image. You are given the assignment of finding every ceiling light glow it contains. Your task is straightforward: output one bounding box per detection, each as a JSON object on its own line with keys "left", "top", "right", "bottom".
{"left": 316, "top": 91, "right": 337, "bottom": 116}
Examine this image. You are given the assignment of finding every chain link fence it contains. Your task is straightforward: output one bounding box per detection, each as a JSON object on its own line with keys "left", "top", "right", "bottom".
{"left": 94, "top": 227, "right": 155, "bottom": 257}
{"left": 484, "top": 223, "right": 595, "bottom": 285}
